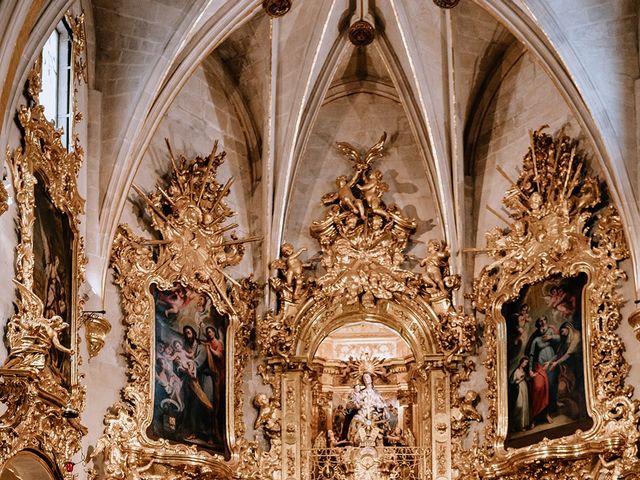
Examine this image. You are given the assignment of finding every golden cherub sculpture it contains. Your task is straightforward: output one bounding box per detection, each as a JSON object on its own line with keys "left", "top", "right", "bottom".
{"left": 420, "top": 239, "right": 460, "bottom": 297}
{"left": 270, "top": 242, "right": 310, "bottom": 302}
{"left": 3, "top": 280, "right": 74, "bottom": 380}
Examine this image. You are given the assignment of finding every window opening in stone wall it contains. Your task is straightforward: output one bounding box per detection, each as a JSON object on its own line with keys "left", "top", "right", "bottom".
{"left": 41, "top": 20, "right": 72, "bottom": 150}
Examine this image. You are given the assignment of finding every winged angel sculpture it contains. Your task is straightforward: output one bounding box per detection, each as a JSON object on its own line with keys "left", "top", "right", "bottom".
{"left": 321, "top": 133, "right": 387, "bottom": 218}
{"left": 3, "top": 280, "right": 73, "bottom": 380}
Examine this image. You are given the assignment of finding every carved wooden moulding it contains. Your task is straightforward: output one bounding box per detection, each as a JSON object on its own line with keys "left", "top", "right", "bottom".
{"left": 0, "top": 11, "right": 89, "bottom": 480}
{"left": 92, "top": 141, "right": 268, "bottom": 479}
{"left": 468, "top": 127, "right": 639, "bottom": 479}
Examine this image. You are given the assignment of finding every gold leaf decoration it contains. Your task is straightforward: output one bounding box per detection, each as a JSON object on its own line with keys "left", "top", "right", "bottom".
{"left": 0, "top": 11, "right": 88, "bottom": 479}
{"left": 470, "top": 127, "right": 638, "bottom": 478}
{"left": 93, "top": 141, "right": 268, "bottom": 479}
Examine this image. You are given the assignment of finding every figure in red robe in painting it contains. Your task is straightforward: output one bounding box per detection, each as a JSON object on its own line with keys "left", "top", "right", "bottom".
{"left": 526, "top": 316, "right": 559, "bottom": 425}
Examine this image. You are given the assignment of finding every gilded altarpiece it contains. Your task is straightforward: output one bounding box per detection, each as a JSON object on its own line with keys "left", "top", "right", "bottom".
{"left": 256, "top": 134, "right": 478, "bottom": 480}
{"left": 0, "top": 12, "right": 89, "bottom": 480}
{"left": 93, "top": 142, "right": 270, "bottom": 479}
{"left": 468, "top": 128, "right": 640, "bottom": 479}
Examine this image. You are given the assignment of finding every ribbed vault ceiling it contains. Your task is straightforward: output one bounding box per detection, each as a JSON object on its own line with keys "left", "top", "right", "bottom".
{"left": 85, "top": 0, "right": 640, "bottom": 294}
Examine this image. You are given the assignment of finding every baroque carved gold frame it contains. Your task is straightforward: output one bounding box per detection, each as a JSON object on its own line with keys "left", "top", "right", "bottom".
{"left": 0, "top": 11, "right": 88, "bottom": 479}
{"left": 471, "top": 128, "right": 638, "bottom": 479}
{"left": 257, "top": 134, "right": 479, "bottom": 480}
{"left": 93, "top": 142, "right": 264, "bottom": 479}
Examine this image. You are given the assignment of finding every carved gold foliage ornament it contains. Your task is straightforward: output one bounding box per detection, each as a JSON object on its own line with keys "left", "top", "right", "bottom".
{"left": 256, "top": 134, "right": 478, "bottom": 479}
{"left": 0, "top": 181, "right": 7, "bottom": 217}
{"left": 0, "top": 11, "right": 88, "bottom": 479}
{"left": 65, "top": 11, "right": 88, "bottom": 92}
{"left": 470, "top": 127, "right": 639, "bottom": 478}
{"left": 93, "top": 141, "right": 269, "bottom": 479}
{"left": 260, "top": 133, "right": 475, "bottom": 363}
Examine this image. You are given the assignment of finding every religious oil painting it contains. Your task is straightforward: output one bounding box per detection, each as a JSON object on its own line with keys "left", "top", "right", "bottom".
{"left": 150, "top": 283, "right": 228, "bottom": 455}
{"left": 32, "top": 177, "right": 74, "bottom": 389}
{"left": 503, "top": 273, "right": 592, "bottom": 448}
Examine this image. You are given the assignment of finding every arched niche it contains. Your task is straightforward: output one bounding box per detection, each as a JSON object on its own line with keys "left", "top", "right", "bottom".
{"left": 315, "top": 321, "right": 413, "bottom": 362}
{"left": 294, "top": 297, "right": 441, "bottom": 365}
{"left": 307, "top": 318, "right": 415, "bottom": 453}
{"left": 280, "top": 297, "right": 453, "bottom": 479}
{"left": 0, "top": 451, "right": 59, "bottom": 480}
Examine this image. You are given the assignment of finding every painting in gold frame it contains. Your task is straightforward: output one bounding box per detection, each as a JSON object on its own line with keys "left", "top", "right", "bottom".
{"left": 150, "top": 283, "right": 229, "bottom": 456}
{"left": 32, "top": 176, "right": 78, "bottom": 390}
{"left": 470, "top": 128, "right": 639, "bottom": 478}
{"left": 503, "top": 273, "right": 591, "bottom": 448}
{"left": 93, "top": 142, "right": 270, "bottom": 479}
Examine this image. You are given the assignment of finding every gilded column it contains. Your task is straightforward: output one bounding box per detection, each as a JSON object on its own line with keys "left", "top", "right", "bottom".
{"left": 431, "top": 369, "right": 452, "bottom": 480}
{"left": 281, "top": 371, "right": 302, "bottom": 480}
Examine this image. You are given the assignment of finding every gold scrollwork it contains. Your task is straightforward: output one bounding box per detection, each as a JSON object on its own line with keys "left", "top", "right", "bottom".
{"left": 469, "top": 127, "right": 639, "bottom": 478}
{"left": 0, "top": 11, "right": 88, "bottom": 478}
{"left": 260, "top": 133, "right": 476, "bottom": 364}
{"left": 92, "top": 141, "right": 271, "bottom": 479}
{"left": 0, "top": 181, "right": 7, "bottom": 217}
{"left": 257, "top": 134, "right": 477, "bottom": 480}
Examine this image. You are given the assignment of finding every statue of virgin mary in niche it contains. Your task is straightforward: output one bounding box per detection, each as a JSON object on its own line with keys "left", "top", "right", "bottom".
{"left": 346, "top": 371, "right": 391, "bottom": 447}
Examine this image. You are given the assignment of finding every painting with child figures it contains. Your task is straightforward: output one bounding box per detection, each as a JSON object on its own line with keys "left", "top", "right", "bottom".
{"left": 32, "top": 178, "right": 75, "bottom": 389}
{"left": 503, "top": 273, "right": 592, "bottom": 448}
{"left": 150, "top": 283, "right": 228, "bottom": 456}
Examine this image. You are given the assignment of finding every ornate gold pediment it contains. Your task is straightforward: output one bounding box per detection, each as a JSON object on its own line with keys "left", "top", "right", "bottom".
{"left": 93, "top": 141, "right": 271, "bottom": 479}
{"left": 260, "top": 133, "right": 476, "bottom": 365}
{"left": 469, "top": 127, "right": 639, "bottom": 478}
